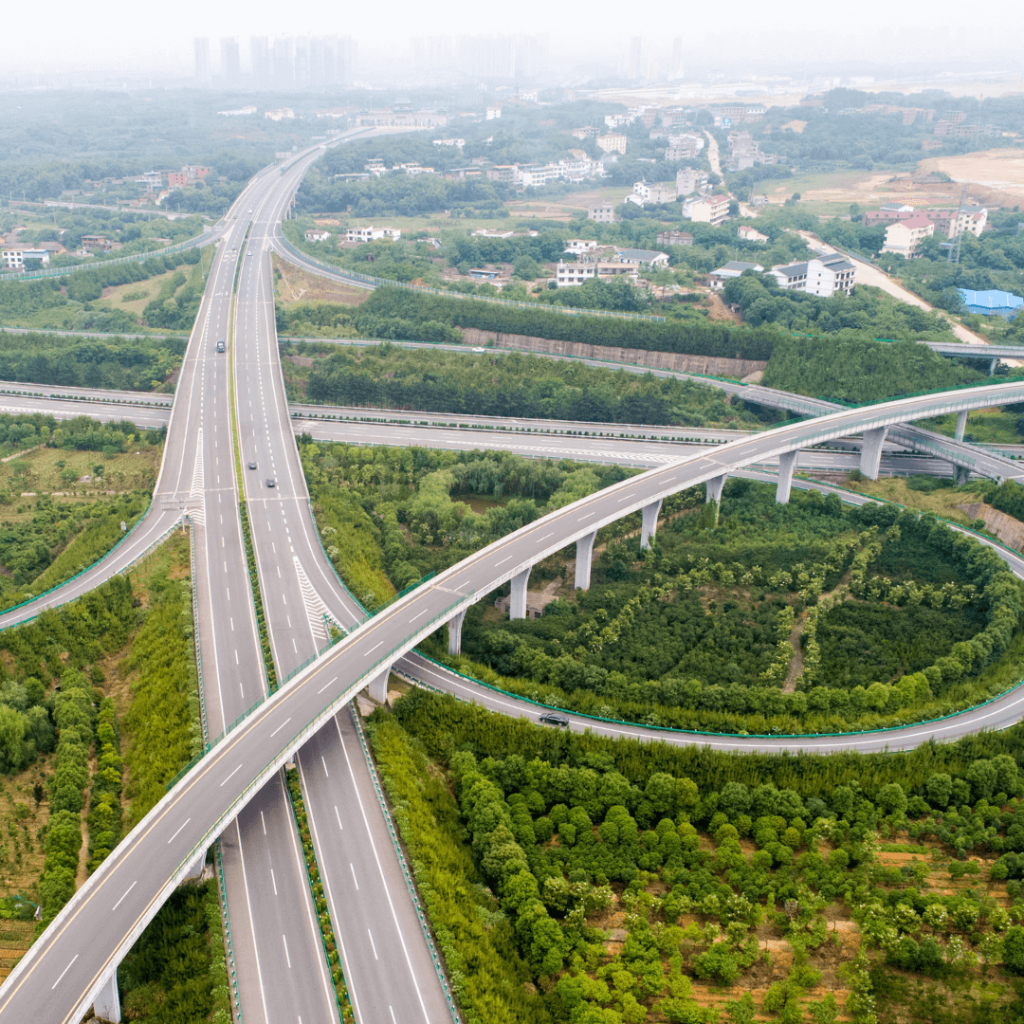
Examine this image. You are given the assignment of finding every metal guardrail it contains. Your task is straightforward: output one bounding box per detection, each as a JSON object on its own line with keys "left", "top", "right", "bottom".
{"left": 0, "top": 229, "right": 218, "bottom": 282}
{"left": 350, "top": 707, "right": 460, "bottom": 1023}
{"left": 184, "top": 515, "right": 210, "bottom": 753}
{"left": 214, "top": 840, "right": 244, "bottom": 1024}
{"left": 276, "top": 235, "right": 666, "bottom": 322}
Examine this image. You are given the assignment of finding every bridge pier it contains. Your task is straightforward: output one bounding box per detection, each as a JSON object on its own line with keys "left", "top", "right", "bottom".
{"left": 989, "top": 358, "right": 998, "bottom": 377}
{"left": 447, "top": 609, "right": 467, "bottom": 655}
{"left": 640, "top": 499, "right": 663, "bottom": 549}
{"left": 94, "top": 967, "right": 121, "bottom": 1023}
{"left": 510, "top": 567, "right": 531, "bottom": 620}
{"left": 183, "top": 848, "right": 207, "bottom": 881}
{"left": 776, "top": 450, "right": 799, "bottom": 505}
{"left": 574, "top": 531, "right": 597, "bottom": 591}
{"left": 705, "top": 474, "right": 726, "bottom": 505}
{"left": 954, "top": 465, "right": 971, "bottom": 486}
{"left": 367, "top": 664, "right": 393, "bottom": 703}
{"left": 859, "top": 427, "right": 888, "bottom": 480}
{"left": 955, "top": 410, "right": 969, "bottom": 441}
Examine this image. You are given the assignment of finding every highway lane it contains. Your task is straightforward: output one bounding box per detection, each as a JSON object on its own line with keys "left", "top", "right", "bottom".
{"left": 240, "top": 151, "right": 454, "bottom": 1024}
{"left": 14, "top": 378, "right": 1024, "bottom": 1024}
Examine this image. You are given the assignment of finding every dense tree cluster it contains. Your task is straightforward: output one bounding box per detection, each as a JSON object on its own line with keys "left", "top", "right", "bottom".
{"left": 296, "top": 343, "right": 758, "bottom": 427}
{"left": 374, "top": 690, "right": 1024, "bottom": 1024}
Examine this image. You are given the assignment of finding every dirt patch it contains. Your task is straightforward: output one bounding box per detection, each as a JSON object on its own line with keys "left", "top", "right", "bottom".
{"left": 958, "top": 501, "right": 1024, "bottom": 552}
{"left": 273, "top": 254, "right": 370, "bottom": 308}
{"left": 917, "top": 149, "right": 1024, "bottom": 206}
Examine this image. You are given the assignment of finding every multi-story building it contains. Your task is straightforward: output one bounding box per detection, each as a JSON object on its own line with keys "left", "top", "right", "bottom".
{"left": 684, "top": 194, "right": 729, "bottom": 226}
{"left": 565, "top": 239, "right": 599, "bottom": 254}
{"left": 596, "top": 134, "right": 627, "bottom": 155}
{"left": 1, "top": 249, "right": 51, "bottom": 270}
{"left": 656, "top": 229, "right": 694, "bottom": 247}
{"left": 554, "top": 259, "right": 639, "bottom": 287}
{"left": 346, "top": 226, "right": 402, "bottom": 243}
{"left": 665, "top": 134, "right": 703, "bottom": 161}
{"left": 588, "top": 205, "right": 615, "bottom": 223}
{"left": 305, "top": 230, "right": 332, "bottom": 242}
{"left": 770, "top": 254, "right": 855, "bottom": 296}
{"left": 881, "top": 216, "right": 935, "bottom": 258}
{"left": 486, "top": 165, "right": 520, "bottom": 185}
{"left": 676, "top": 168, "right": 709, "bottom": 196}
{"left": 738, "top": 225, "right": 768, "bottom": 243}
{"left": 631, "top": 180, "right": 676, "bottom": 205}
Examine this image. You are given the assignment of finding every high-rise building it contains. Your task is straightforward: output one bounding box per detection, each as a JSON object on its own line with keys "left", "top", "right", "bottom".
{"left": 251, "top": 36, "right": 271, "bottom": 89}
{"left": 627, "top": 37, "right": 642, "bottom": 80}
{"left": 220, "top": 37, "right": 241, "bottom": 85}
{"left": 273, "top": 36, "right": 294, "bottom": 89}
{"left": 671, "top": 37, "right": 683, "bottom": 79}
{"left": 194, "top": 37, "right": 211, "bottom": 87}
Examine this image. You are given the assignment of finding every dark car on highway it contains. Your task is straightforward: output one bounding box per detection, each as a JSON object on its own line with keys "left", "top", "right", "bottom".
{"left": 539, "top": 712, "right": 569, "bottom": 728}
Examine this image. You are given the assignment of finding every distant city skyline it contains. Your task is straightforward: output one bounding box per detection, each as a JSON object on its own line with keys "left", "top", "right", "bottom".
{"left": 4, "top": 0, "right": 1023, "bottom": 88}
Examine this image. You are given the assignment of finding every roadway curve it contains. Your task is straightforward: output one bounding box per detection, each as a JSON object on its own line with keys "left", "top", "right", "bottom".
{"left": 11, "top": 378, "right": 1024, "bottom": 1024}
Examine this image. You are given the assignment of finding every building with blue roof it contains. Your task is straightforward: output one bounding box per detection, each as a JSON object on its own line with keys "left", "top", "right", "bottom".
{"left": 957, "top": 288, "right": 1023, "bottom": 320}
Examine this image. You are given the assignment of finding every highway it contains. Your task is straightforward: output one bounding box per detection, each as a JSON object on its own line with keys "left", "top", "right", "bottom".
{"left": 234, "top": 152, "right": 453, "bottom": 1024}
{"left": 12, "top": 376, "right": 1024, "bottom": 1024}
{"left": 8, "top": 144, "right": 1024, "bottom": 1024}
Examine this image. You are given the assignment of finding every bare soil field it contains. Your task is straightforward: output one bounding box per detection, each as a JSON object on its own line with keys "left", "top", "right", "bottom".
{"left": 917, "top": 149, "right": 1024, "bottom": 205}
{"left": 273, "top": 256, "right": 370, "bottom": 308}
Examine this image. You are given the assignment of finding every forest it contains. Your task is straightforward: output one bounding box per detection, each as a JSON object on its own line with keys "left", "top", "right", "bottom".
{"left": 0, "top": 331, "right": 184, "bottom": 390}
{"left": 761, "top": 335, "right": 985, "bottom": 404}
{"left": 287, "top": 342, "right": 767, "bottom": 428}
{"left": 368, "top": 686, "right": 1024, "bottom": 1024}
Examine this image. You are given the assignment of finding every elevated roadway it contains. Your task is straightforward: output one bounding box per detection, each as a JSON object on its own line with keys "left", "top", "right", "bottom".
{"left": 12, "top": 377, "right": 1024, "bottom": 1024}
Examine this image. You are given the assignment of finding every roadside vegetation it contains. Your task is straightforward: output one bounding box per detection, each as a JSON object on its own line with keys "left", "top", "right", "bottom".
{"left": 368, "top": 688, "right": 1024, "bottom": 1024}
{"left": 284, "top": 342, "right": 768, "bottom": 429}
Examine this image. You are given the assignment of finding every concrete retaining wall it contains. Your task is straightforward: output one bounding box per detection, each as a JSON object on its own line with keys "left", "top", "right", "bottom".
{"left": 460, "top": 328, "right": 767, "bottom": 380}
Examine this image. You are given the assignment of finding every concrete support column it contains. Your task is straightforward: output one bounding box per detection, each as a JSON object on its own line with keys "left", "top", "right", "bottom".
{"left": 955, "top": 410, "right": 969, "bottom": 442}
{"left": 954, "top": 465, "right": 971, "bottom": 486}
{"left": 94, "top": 967, "right": 121, "bottom": 1023}
{"left": 990, "top": 358, "right": 998, "bottom": 377}
{"left": 640, "top": 499, "right": 663, "bottom": 550}
{"left": 510, "top": 567, "right": 531, "bottom": 620}
{"left": 859, "top": 427, "right": 888, "bottom": 480}
{"left": 367, "top": 664, "right": 393, "bottom": 703}
{"left": 447, "top": 609, "right": 467, "bottom": 656}
{"left": 705, "top": 475, "right": 727, "bottom": 505}
{"left": 183, "top": 848, "right": 207, "bottom": 881}
{"left": 776, "top": 450, "right": 800, "bottom": 505}
{"left": 574, "top": 531, "right": 597, "bottom": 591}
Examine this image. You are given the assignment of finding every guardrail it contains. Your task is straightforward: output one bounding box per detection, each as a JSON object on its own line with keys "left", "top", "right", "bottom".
{"left": 214, "top": 840, "right": 245, "bottom": 1024}
{"left": 275, "top": 235, "right": 666, "bottom": 322}
{"left": 0, "top": 229, "right": 219, "bottom": 282}
{"left": 350, "top": 708, "right": 460, "bottom": 1023}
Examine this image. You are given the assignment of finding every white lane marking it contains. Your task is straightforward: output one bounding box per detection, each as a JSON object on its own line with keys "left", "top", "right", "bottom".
{"left": 167, "top": 818, "right": 191, "bottom": 844}
{"left": 368, "top": 929, "right": 378, "bottom": 960}
{"left": 349, "top": 863, "right": 359, "bottom": 890}
{"left": 365, "top": 641, "right": 383, "bottom": 656}
{"left": 578, "top": 511, "right": 595, "bottom": 521}
{"left": 539, "top": 532, "right": 554, "bottom": 540}
{"left": 390, "top": 1008, "right": 398, "bottom": 1024}
{"left": 410, "top": 609, "right": 427, "bottom": 621}
{"left": 334, "top": 805, "right": 343, "bottom": 831}
{"left": 219, "top": 764, "right": 243, "bottom": 787}
{"left": 234, "top": 650, "right": 239, "bottom": 664}
{"left": 112, "top": 880, "right": 137, "bottom": 910}
{"left": 321, "top": 755, "right": 329, "bottom": 777}
{"left": 617, "top": 495, "right": 632, "bottom": 502}
{"left": 270, "top": 717, "right": 292, "bottom": 737}
{"left": 496, "top": 556, "right": 512, "bottom": 565}
{"left": 282, "top": 933, "right": 292, "bottom": 968}
{"left": 230, "top": 617, "right": 234, "bottom": 631}
{"left": 317, "top": 677, "right": 337, "bottom": 695}
{"left": 292, "top": 638, "right": 298, "bottom": 652}
{"left": 271, "top": 868, "right": 278, "bottom": 895}
{"left": 261, "top": 811, "right": 267, "bottom": 835}
{"left": 52, "top": 954, "right": 79, "bottom": 989}
{"left": 277, "top": 566, "right": 281, "bottom": 577}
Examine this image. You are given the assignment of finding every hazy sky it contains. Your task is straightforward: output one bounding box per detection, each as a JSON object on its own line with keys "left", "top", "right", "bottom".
{"left": 6, "top": 0, "right": 1023, "bottom": 80}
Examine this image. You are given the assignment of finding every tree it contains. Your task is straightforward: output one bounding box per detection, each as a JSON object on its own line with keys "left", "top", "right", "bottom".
{"left": 1002, "top": 926, "right": 1024, "bottom": 975}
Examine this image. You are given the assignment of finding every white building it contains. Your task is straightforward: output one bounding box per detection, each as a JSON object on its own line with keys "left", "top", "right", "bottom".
{"left": 565, "top": 239, "right": 599, "bottom": 254}
{"left": 676, "top": 168, "right": 709, "bottom": 197}
{"left": 738, "top": 225, "right": 768, "bottom": 243}
{"left": 1, "top": 248, "right": 51, "bottom": 270}
{"left": 683, "top": 194, "right": 729, "bottom": 226}
{"left": 304, "top": 230, "right": 332, "bottom": 242}
{"left": 346, "top": 226, "right": 402, "bottom": 243}
{"left": 588, "top": 205, "right": 615, "bottom": 224}
{"left": 596, "top": 134, "right": 627, "bottom": 155}
{"left": 770, "top": 254, "right": 855, "bottom": 296}
{"left": 709, "top": 261, "right": 764, "bottom": 290}
{"left": 882, "top": 216, "right": 935, "bottom": 258}
{"left": 264, "top": 108, "right": 295, "bottom": 121}
{"left": 631, "top": 180, "right": 677, "bottom": 205}
{"left": 433, "top": 138, "right": 466, "bottom": 149}
{"left": 555, "top": 259, "right": 639, "bottom": 287}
